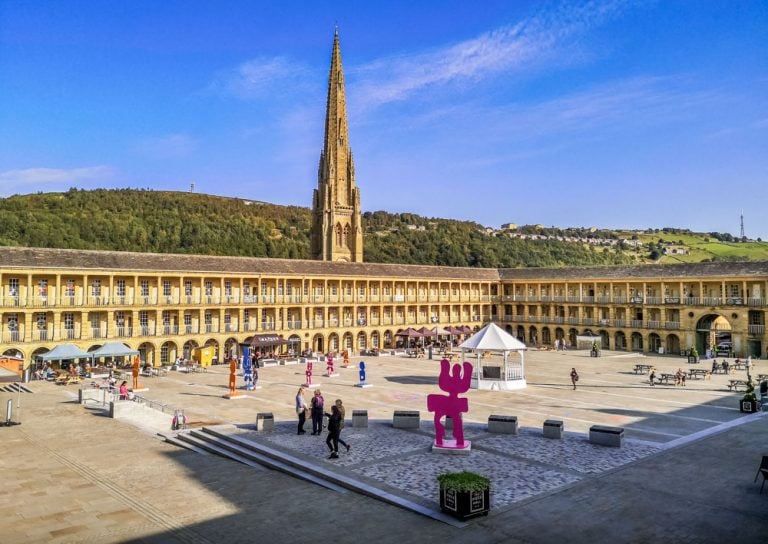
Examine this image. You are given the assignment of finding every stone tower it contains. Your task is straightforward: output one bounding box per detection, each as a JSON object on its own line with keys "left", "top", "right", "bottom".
{"left": 311, "top": 30, "right": 364, "bottom": 263}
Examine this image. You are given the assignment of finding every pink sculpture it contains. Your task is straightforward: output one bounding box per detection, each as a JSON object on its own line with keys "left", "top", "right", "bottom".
{"left": 326, "top": 354, "right": 335, "bottom": 376}
{"left": 427, "top": 358, "right": 472, "bottom": 449}
{"left": 305, "top": 361, "right": 313, "bottom": 385}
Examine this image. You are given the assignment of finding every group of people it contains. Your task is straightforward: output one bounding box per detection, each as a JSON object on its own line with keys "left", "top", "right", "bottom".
{"left": 295, "top": 386, "right": 350, "bottom": 459}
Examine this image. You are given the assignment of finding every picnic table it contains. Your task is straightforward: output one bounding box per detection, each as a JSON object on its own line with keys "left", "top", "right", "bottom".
{"left": 657, "top": 373, "right": 678, "bottom": 384}
{"left": 732, "top": 362, "right": 748, "bottom": 371}
{"left": 688, "top": 369, "right": 711, "bottom": 380}
{"left": 634, "top": 364, "right": 654, "bottom": 374}
{"left": 728, "top": 379, "right": 749, "bottom": 391}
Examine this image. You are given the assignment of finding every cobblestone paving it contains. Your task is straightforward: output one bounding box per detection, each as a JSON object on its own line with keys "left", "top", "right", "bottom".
{"left": 476, "top": 428, "right": 662, "bottom": 474}
{"left": 233, "top": 420, "right": 662, "bottom": 509}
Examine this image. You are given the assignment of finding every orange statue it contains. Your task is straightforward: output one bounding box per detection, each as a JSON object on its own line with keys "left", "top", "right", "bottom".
{"left": 228, "top": 357, "right": 237, "bottom": 395}
{"left": 343, "top": 349, "right": 349, "bottom": 368}
{"left": 132, "top": 355, "right": 140, "bottom": 390}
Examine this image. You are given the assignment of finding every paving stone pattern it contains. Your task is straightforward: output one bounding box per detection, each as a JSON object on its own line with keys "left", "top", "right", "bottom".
{"left": 238, "top": 420, "right": 660, "bottom": 509}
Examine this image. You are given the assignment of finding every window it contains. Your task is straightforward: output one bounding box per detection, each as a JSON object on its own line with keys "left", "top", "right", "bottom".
{"left": 261, "top": 282, "right": 268, "bottom": 295}
{"left": 343, "top": 224, "right": 350, "bottom": 247}
{"left": 92, "top": 279, "right": 101, "bottom": 296}
{"left": 139, "top": 311, "right": 148, "bottom": 327}
{"left": 162, "top": 311, "right": 171, "bottom": 326}
{"left": 224, "top": 312, "right": 231, "bottom": 325}
{"left": 38, "top": 279, "right": 49, "bottom": 297}
{"left": 163, "top": 280, "right": 171, "bottom": 297}
{"left": 205, "top": 312, "right": 212, "bottom": 325}
{"left": 286, "top": 282, "right": 292, "bottom": 296}
{"left": 345, "top": 284, "right": 352, "bottom": 295}
{"left": 8, "top": 278, "right": 19, "bottom": 297}
{"left": 224, "top": 281, "right": 232, "bottom": 296}
{"left": 184, "top": 281, "right": 192, "bottom": 296}
{"left": 116, "top": 280, "right": 126, "bottom": 297}
{"left": 160, "top": 344, "right": 170, "bottom": 364}
{"left": 62, "top": 312, "right": 74, "bottom": 332}
{"left": 204, "top": 281, "right": 213, "bottom": 296}
{"left": 7, "top": 314, "right": 18, "bottom": 331}
{"left": 36, "top": 313, "right": 47, "bottom": 330}
{"left": 140, "top": 280, "right": 149, "bottom": 297}
{"left": 184, "top": 314, "right": 192, "bottom": 326}
{"left": 335, "top": 223, "right": 342, "bottom": 246}
{"left": 359, "top": 286, "right": 365, "bottom": 296}
{"left": 115, "top": 311, "right": 125, "bottom": 327}
{"left": 243, "top": 281, "right": 251, "bottom": 295}
{"left": 65, "top": 279, "right": 75, "bottom": 297}
{"left": 331, "top": 285, "right": 337, "bottom": 295}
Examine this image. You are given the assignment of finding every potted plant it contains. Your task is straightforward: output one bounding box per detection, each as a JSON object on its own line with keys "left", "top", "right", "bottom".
{"left": 740, "top": 375, "right": 758, "bottom": 413}
{"left": 687, "top": 346, "right": 699, "bottom": 364}
{"left": 437, "top": 470, "right": 490, "bottom": 520}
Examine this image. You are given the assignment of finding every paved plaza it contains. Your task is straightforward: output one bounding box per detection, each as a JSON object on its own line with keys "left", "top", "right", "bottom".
{"left": 2, "top": 350, "right": 767, "bottom": 543}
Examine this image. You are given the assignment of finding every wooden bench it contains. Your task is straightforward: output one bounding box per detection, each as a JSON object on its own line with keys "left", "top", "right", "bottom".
{"left": 657, "top": 373, "right": 677, "bottom": 384}
{"left": 634, "top": 364, "right": 654, "bottom": 374}
{"left": 728, "top": 380, "right": 749, "bottom": 391}
{"left": 589, "top": 425, "right": 624, "bottom": 447}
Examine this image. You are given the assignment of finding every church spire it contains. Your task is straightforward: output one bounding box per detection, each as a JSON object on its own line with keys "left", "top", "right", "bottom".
{"left": 311, "top": 30, "right": 363, "bottom": 263}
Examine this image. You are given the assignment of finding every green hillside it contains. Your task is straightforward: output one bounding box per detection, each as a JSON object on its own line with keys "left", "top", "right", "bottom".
{"left": 0, "top": 188, "right": 763, "bottom": 268}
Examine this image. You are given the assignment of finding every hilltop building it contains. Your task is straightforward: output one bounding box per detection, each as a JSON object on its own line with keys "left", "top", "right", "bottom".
{"left": 0, "top": 32, "right": 766, "bottom": 370}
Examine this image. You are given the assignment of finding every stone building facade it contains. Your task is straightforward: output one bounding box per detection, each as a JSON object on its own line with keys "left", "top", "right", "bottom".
{"left": 0, "top": 33, "right": 766, "bottom": 367}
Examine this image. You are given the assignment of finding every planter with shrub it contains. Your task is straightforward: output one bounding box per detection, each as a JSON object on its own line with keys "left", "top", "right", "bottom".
{"left": 437, "top": 471, "right": 490, "bottom": 520}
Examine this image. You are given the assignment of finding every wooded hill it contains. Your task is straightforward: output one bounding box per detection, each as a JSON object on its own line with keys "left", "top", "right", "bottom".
{"left": 0, "top": 188, "right": 759, "bottom": 268}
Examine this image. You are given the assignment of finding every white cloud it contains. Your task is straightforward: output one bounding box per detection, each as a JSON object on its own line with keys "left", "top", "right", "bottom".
{"left": 0, "top": 166, "right": 115, "bottom": 195}
{"left": 209, "top": 56, "right": 312, "bottom": 100}
{"left": 134, "top": 133, "right": 198, "bottom": 159}
{"left": 349, "top": 0, "right": 630, "bottom": 112}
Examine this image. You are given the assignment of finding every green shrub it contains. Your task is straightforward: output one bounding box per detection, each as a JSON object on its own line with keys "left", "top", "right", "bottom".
{"left": 437, "top": 471, "right": 490, "bottom": 493}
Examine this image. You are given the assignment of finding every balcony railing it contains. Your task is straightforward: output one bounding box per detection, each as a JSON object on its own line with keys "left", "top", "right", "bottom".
{"left": 748, "top": 324, "right": 765, "bottom": 335}
{"left": 665, "top": 322, "right": 681, "bottom": 329}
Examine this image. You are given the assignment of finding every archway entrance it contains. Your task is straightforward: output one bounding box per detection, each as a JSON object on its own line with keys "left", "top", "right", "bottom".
{"left": 696, "top": 314, "right": 732, "bottom": 356}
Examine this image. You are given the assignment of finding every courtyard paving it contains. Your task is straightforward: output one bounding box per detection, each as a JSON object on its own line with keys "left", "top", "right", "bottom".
{"left": 2, "top": 349, "right": 767, "bottom": 543}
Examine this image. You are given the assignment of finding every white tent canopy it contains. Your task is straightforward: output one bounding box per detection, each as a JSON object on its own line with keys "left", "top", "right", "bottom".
{"left": 459, "top": 323, "right": 527, "bottom": 391}
{"left": 89, "top": 342, "right": 139, "bottom": 359}
{"left": 38, "top": 344, "right": 92, "bottom": 362}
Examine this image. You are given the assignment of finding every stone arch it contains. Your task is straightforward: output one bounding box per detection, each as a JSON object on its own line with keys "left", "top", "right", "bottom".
{"left": 631, "top": 332, "right": 644, "bottom": 352}
{"left": 505, "top": 324, "right": 514, "bottom": 336}
{"left": 370, "top": 331, "right": 380, "bottom": 349}
{"left": 568, "top": 328, "right": 578, "bottom": 348}
{"left": 528, "top": 326, "right": 538, "bottom": 345}
{"left": 666, "top": 334, "right": 681, "bottom": 355}
{"left": 288, "top": 334, "right": 301, "bottom": 355}
{"left": 516, "top": 325, "right": 525, "bottom": 342}
{"left": 335, "top": 223, "right": 343, "bottom": 246}
{"left": 160, "top": 341, "right": 178, "bottom": 365}
{"left": 328, "top": 333, "right": 339, "bottom": 353}
{"left": 695, "top": 313, "right": 733, "bottom": 355}
{"left": 203, "top": 338, "right": 220, "bottom": 361}
{"left": 2, "top": 347, "right": 24, "bottom": 359}
{"left": 31, "top": 347, "right": 49, "bottom": 367}
{"left": 648, "top": 333, "right": 661, "bottom": 353}
{"left": 137, "top": 342, "right": 156, "bottom": 366}
{"left": 555, "top": 327, "right": 565, "bottom": 340}
{"left": 599, "top": 330, "right": 610, "bottom": 349}
{"left": 541, "top": 327, "right": 551, "bottom": 345}
{"left": 383, "top": 330, "right": 393, "bottom": 349}
{"left": 224, "top": 337, "right": 239, "bottom": 359}
{"left": 342, "top": 332, "right": 354, "bottom": 351}
{"left": 183, "top": 339, "right": 198, "bottom": 360}
{"left": 312, "top": 333, "right": 325, "bottom": 353}
{"left": 357, "top": 331, "right": 367, "bottom": 351}
{"left": 615, "top": 331, "right": 627, "bottom": 351}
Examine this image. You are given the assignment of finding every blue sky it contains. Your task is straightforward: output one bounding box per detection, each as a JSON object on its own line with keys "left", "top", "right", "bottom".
{"left": 1, "top": 1, "right": 767, "bottom": 238}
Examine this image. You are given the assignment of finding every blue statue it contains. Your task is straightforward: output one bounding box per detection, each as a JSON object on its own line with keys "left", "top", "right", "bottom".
{"left": 359, "top": 361, "right": 366, "bottom": 383}
{"left": 243, "top": 356, "right": 254, "bottom": 391}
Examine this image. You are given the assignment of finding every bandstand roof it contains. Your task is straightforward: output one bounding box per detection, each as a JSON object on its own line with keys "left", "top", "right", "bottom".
{"left": 460, "top": 323, "right": 527, "bottom": 351}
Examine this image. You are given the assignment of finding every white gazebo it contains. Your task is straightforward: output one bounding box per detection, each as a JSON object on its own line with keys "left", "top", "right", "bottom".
{"left": 459, "top": 323, "right": 527, "bottom": 390}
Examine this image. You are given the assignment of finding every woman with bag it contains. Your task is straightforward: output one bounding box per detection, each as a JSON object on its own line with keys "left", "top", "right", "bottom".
{"left": 570, "top": 368, "right": 579, "bottom": 390}
{"left": 310, "top": 389, "right": 325, "bottom": 435}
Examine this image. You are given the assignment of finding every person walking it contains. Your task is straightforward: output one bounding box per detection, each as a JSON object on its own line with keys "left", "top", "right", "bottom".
{"left": 295, "top": 386, "right": 308, "bottom": 435}
{"left": 325, "top": 404, "right": 342, "bottom": 459}
{"left": 119, "top": 380, "right": 128, "bottom": 400}
{"left": 334, "top": 399, "right": 350, "bottom": 452}
{"left": 310, "top": 389, "right": 325, "bottom": 435}
{"left": 649, "top": 369, "right": 656, "bottom": 386}
{"left": 570, "top": 368, "right": 579, "bottom": 390}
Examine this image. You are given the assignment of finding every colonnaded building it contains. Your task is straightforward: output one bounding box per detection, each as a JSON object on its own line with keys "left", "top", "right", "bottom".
{"left": 1, "top": 32, "right": 767, "bottom": 368}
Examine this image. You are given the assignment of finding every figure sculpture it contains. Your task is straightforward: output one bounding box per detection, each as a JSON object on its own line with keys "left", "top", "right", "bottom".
{"left": 305, "top": 361, "right": 313, "bottom": 385}
{"left": 427, "top": 359, "right": 472, "bottom": 448}
{"left": 242, "top": 356, "right": 254, "bottom": 391}
{"left": 228, "top": 357, "right": 237, "bottom": 395}
{"left": 358, "top": 361, "right": 366, "bottom": 383}
{"left": 326, "top": 354, "right": 335, "bottom": 376}
{"left": 131, "top": 355, "right": 140, "bottom": 390}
